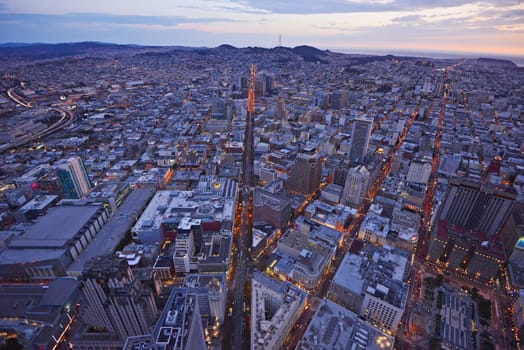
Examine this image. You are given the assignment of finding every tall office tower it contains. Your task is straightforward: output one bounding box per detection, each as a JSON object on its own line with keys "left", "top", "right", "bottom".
{"left": 184, "top": 274, "right": 227, "bottom": 323}
{"left": 208, "top": 277, "right": 225, "bottom": 322}
{"left": 255, "top": 79, "right": 267, "bottom": 97}
{"left": 329, "top": 90, "right": 348, "bottom": 110}
{"left": 210, "top": 98, "right": 227, "bottom": 119}
{"left": 264, "top": 75, "right": 274, "bottom": 91}
{"left": 349, "top": 117, "right": 373, "bottom": 164}
{"left": 439, "top": 177, "right": 516, "bottom": 236}
{"left": 57, "top": 156, "right": 92, "bottom": 199}
{"left": 78, "top": 256, "right": 159, "bottom": 344}
{"left": 276, "top": 98, "right": 288, "bottom": 124}
{"left": 342, "top": 165, "right": 371, "bottom": 207}
{"left": 254, "top": 180, "right": 292, "bottom": 229}
{"left": 239, "top": 77, "right": 248, "bottom": 90}
{"left": 499, "top": 202, "right": 524, "bottom": 258}
{"left": 333, "top": 166, "right": 349, "bottom": 186}
{"left": 286, "top": 149, "right": 322, "bottom": 195}
{"left": 151, "top": 288, "right": 206, "bottom": 350}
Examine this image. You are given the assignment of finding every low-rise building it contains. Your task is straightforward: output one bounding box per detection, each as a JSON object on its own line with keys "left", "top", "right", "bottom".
{"left": 0, "top": 203, "right": 109, "bottom": 280}
{"left": 274, "top": 229, "right": 334, "bottom": 290}
{"left": 304, "top": 199, "right": 354, "bottom": 232}
{"left": 357, "top": 213, "right": 391, "bottom": 246}
{"left": 132, "top": 175, "right": 237, "bottom": 243}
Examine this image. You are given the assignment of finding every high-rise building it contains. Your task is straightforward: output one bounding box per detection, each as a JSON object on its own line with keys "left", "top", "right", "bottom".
{"left": 184, "top": 273, "right": 227, "bottom": 323}
{"left": 499, "top": 202, "right": 524, "bottom": 259}
{"left": 276, "top": 98, "right": 288, "bottom": 124}
{"left": 439, "top": 177, "right": 516, "bottom": 236}
{"left": 333, "top": 166, "right": 349, "bottom": 187}
{"left": 254, "top": 180, "right": 292, "bottom": 229}
{"left": 152, "top": 288, "right": 207, "bottom": 350}
{"left": 329, "top": 90, "right": 348, "bottom": 110}
{"left": 286, "top": 150, "right": 322, "bottom": 195}
{"left": 57, "top": 156, "right": 92, "bottom": 199}
{"left": 342, "top": 165, "right": 371, "bottom": 207}
{"left": 349, "top": 118, "right": 373, "bottom": 164}
{"left": 75, "top": 256, "right": 159, "bottom": 348}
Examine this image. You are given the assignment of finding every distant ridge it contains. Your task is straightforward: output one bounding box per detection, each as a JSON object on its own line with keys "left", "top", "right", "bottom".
{"left": 477, "top": 57, "right": 516, "bottom": 67}
{"left": 216, "top": 44, "right": 237, "bottom": 50}
{"left": 0, "top": 42, "right": 519, "bottom": 67}
{"left": 0, "top": 41, "right": 143, "bottom": 58}
{"left": 0, "top": 42, "right": 33, "bottom": 47}
{"left": 292, "top": 45, "right": 327, "bottom": 56}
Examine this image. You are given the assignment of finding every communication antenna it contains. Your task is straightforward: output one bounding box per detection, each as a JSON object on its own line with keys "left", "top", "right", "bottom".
{"left": 279, "top": 33, "right": 282, "bottom": 47}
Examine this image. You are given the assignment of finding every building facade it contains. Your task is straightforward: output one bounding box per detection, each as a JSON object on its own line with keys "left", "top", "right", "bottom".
{"left": 439, "top": 177, "right": 515, "bottom": 236}
{"left": 349, "top": 117, "right": 373, "bottom": 164}
{"left": 75, "top": 256, "right": 159, "bottom": 348}
{"left": 57, "top": 156, "right": 92, "bottom": 199}
{"left": 286, "top": 152, "right": 322, "bottom": 195}
{"left": 342, "top": 164, "right": 371, "bottom": 207}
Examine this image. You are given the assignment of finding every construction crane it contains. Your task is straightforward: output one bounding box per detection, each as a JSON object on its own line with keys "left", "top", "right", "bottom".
{"left": 247, "top": 64, "right": 256, "bottom": 115}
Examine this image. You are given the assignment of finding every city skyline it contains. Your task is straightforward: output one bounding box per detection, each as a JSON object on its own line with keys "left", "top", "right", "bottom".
{"left": 1, "top": 0, "right": 523, "bottom": 59}
{"left": 0, "top": 33, "right": 523, "bottom": 349}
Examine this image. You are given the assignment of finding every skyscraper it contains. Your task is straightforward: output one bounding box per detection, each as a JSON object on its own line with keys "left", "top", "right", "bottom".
{"left": 57, "top": 156, "right": 92, "bottom": 199}
{"left": 349, "top": 117, "right": 373, "bottom": 164}
{"left": 254, "top": 180, "right": 292, "bottom": 229}
{"left": 439, "top": 177, "right": 515, "bottom": 236}
{"left": 286, "top": 149, "right": 322, "bottom": 195}
{"left": 342, "top": 165, "right": 371, "bottom": 207}
{"left": 76, "top": 256, "right": 159, "bottom": 346}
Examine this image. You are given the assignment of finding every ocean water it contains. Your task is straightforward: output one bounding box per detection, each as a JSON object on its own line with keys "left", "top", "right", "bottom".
{"left": 338, "top": 48, "right": 524, "bottom": 67}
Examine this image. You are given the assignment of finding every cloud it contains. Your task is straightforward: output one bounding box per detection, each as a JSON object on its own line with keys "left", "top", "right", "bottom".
{"left": 231, "top": 0, "right": 518, "bottom": 14}
{"left": 391, "top": 14, "right": 423, "bottom": 23}
{"left": 496, "top": 24, "right": 524, "bottom": 32}
{"left": 0, "top": 12, "right": 241, "bottom": 26}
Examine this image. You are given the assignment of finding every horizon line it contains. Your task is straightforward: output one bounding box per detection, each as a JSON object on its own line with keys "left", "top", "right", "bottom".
{"left": 2, "top": 40, "right": 524, "bottom": 63}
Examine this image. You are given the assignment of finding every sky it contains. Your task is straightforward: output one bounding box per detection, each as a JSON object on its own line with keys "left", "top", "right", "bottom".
{"left": 0, "top": 0, "right": 523, "bottom": 58}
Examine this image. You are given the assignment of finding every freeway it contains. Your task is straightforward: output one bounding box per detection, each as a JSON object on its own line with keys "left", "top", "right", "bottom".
{"left": 7, "top": 87, "right": 33, "bottom": 108}
{"left": 2, "top": 84, "right": 76, "bottom": 153}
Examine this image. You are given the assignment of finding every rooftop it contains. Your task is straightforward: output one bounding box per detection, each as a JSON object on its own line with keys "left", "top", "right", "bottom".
{"left": 133, "top": 176, "right": 237, "bottom": 235}
{"left": 67, "top": 188, "right": 154, "bottom": 275}
{"left": 332, "top": 242, "right": 409, "bottom": 308}
{"left": 9, "top": 205, "right": 101, "bottom": 249}
{"left": 251, "top": 271, "right": 307, "bottom": 350}
{"left": 297, "top": 299, "right": 394, "bottom": 350}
